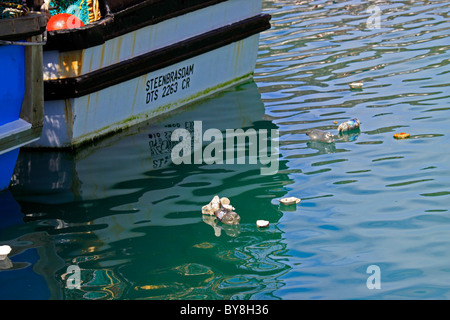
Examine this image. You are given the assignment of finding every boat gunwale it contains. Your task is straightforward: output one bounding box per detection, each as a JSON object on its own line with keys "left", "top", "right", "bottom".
{"left": 0, "top": 12, "right": 47, "bottom": 41}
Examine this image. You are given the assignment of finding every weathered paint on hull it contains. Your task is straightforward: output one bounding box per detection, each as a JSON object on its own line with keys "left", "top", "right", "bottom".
{"left": 33, "top": 34, "right": 261, "bottom": 148}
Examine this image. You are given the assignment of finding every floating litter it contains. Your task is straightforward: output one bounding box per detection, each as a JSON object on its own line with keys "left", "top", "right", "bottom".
{"left": 202, "top": 195, "right": 240, "bottom": 225}
{"left": 279, "top": 197, "right": 301, "bottom": 205}
{"left": 256, "top": 220, "right": 269, "bottom": 228}
{"left": 0, "top": 245, "right": 11, "bottom": 260}
{"left": 349, "top": 82, "right": 363, "bottom": 89}
{"left": 394, "top": 132, "right": 410, "bottom": 139}
{"left": 306, "top": 129, "right": 334, "bottom": 143}
{"left": 338, "top": 118, "right": 360, "bottom": 132}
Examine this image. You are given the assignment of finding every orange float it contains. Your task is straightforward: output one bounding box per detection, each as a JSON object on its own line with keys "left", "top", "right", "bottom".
{"left": 47, "top": 13, "right": 85, "bottom": 31}
{"left": 394, "top": 132, "right": 410, "bottom": 139}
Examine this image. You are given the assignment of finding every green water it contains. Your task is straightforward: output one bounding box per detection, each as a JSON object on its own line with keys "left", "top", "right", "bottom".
{"left": 1, "top": 0, "right": 450, "bottom": 299}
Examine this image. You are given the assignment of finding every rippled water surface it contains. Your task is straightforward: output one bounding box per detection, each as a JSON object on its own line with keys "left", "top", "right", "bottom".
{"left": 1, "top": 0, "right": 450, "bottom": 299}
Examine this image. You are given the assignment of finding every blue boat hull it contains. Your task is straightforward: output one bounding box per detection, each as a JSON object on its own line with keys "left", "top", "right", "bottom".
{"left": 0, "top": 13, "right": 46, "bottom": 192}
{"left": 0, "top": 45, "right": 25, "bottom": 126}
{"left": 0, "top": 44, "right": 25, "bottom": 191}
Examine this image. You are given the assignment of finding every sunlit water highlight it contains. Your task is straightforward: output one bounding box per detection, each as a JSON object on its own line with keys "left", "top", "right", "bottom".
{"left": 1, "top": 0, "right": 450, "bottom": 299}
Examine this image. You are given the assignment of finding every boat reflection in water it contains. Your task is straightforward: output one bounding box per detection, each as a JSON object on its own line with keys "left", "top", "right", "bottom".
{"left": 7, "top": 81, "right": 293, "bottom": 299}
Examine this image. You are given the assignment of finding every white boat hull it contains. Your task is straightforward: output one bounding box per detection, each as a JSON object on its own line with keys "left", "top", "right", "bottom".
{"left": 32, "top": 0, "right": 270, "bottom": 148}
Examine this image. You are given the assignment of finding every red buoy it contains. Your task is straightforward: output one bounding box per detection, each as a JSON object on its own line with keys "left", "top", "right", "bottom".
{"left": 47, "top": 13, "right": 85, "bottom": 31}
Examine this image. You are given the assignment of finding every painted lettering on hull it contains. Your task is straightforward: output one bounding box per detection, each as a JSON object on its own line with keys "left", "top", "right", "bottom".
{"left": 145, "top": 64, "right": 194, "bottom": 103}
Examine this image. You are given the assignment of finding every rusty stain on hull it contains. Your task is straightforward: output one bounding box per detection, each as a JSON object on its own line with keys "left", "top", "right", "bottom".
{"left": 58, "top": 50, "right": 84, "bottom": 79}
{"left": 63, "top": 99, "right": 74, "bottom": 141}
{"left": 98, "top": 44, "right": 106, "bottom": 70}
{"left": 114, "top": 37, "right": 123, "bottom": 64}
{"left": 44, "top": 50, "right": 85, "bottom": 80}
{"left": 131, "top": 32, "right": 137, "bottom": 57}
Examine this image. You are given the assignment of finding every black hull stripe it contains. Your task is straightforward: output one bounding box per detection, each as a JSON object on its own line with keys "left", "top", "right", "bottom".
{"left": 44, "top": 13, "right": 271, "bottom": 100}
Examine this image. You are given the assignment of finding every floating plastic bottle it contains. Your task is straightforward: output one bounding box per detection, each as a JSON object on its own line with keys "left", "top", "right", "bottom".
{"left": 219, "top": 210, "right": 240, "bottom": 225}
{"left": 202, "top": 195, "right": 240, "bottom": 225}
{"left": 337, "top": 118, "right": 360, "bottom": 132}
{"left": 306, "top": 129, "right": 334, "bottom": 143}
